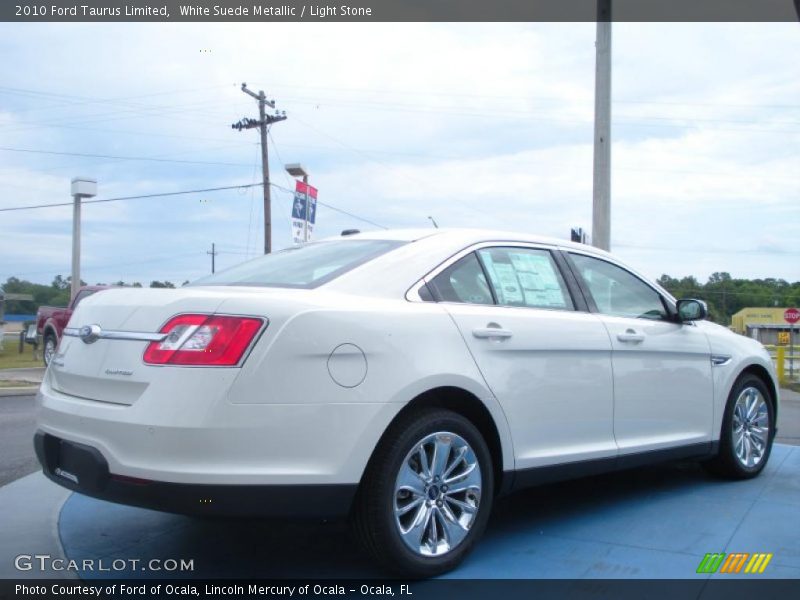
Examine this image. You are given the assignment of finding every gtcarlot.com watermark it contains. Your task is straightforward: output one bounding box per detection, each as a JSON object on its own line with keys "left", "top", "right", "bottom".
{"left": 15, "top": 554, "right": 195, "bottom": 573}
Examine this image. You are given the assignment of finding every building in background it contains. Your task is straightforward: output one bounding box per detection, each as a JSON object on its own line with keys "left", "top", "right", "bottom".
{"left": 730, "top": 307, "right": 794, "bottom": 345}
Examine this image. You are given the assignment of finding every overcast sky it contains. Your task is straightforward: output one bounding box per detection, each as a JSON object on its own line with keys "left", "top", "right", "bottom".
{"left": 1, "top": 22, "right": 798, "bottom": 287}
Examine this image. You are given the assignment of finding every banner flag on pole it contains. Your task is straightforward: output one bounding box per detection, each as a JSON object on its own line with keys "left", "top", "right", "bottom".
{"left": 291, "top": 181, "right": 318, "bottom": 244}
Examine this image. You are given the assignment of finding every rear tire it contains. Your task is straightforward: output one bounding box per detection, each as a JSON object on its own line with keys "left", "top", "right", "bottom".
{"left": 351, "top": 408, "right": 494, "bottom": 577}
{"left": 43, "top": 334, "right": 57, "bottom": 367}
{"left": 703, "top": 373, "right": 774, "bottom": 479}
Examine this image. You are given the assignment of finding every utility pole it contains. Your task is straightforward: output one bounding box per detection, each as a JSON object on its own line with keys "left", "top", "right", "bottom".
{"left": 592, "top": 0, "right": 612, "bottom": 252}
{"left": 207, "top": 243, "right": 217, "bottom": 274}
{"left": 232, "top": 83, "right": 287, "bottom": 254}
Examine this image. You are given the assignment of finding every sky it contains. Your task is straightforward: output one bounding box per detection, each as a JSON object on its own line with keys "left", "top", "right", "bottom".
{"left": 0, "top": 22, "right": 798, "bottom": 287}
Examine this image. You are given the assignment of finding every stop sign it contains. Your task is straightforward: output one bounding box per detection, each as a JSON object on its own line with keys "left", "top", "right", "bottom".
{"left": 785, "top": 308, "right": 800, "bottom": 324}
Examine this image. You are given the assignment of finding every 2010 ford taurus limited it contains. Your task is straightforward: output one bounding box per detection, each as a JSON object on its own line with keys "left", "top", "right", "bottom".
{"left": 34, "top": 229, "right": 779, "bottom": 576}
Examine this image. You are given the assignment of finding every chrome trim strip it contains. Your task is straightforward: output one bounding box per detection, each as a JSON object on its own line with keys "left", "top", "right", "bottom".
{"left": 711, "top": 354, "right": 732, "bottom": 366}
{"left": 64, "top": 327, "right": 168, "bottom": 343}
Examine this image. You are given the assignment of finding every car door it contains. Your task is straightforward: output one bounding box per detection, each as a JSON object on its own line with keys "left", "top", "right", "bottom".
{"left": 427, "top": 245, "right": 616, "bottom": 469}
{"left": 566, "top": 251, "right": 713, "bottom": 454}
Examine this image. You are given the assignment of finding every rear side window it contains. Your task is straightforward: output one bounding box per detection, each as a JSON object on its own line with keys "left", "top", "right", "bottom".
{"left": 72, "top": 289, "right": 95, "bottom": 307}
{"left": 192, "top": 240, "right": 405, "bottom": 288}
{"left": 429, "top": 253, "right": 494, "bottom": 305}
{"left": 478, "top": 247, "right": 574, "bottom": 310}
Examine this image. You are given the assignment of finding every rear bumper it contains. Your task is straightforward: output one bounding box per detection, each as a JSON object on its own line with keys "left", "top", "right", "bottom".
{"left": 36, "top": 379, "right": 401, "bottom": 486}
{"left": 34, "top": 432, "right": 357, "bottom": 517}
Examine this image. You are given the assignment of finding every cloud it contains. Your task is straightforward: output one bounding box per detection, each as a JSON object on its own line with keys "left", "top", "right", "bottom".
{"left": 0, "top": 22, "right": 798, "bottom": 286}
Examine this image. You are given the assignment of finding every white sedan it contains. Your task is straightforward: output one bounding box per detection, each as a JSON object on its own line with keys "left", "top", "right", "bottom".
{"left": 35, "top": 228, "right": 779, "bottom": 576}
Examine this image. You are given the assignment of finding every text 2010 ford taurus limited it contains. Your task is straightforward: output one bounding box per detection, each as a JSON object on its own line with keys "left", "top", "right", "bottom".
{"left": 35, "top": 229, "right": 779, "bottom": 576}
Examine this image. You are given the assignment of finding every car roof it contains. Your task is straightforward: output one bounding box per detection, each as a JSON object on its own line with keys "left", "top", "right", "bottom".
{"left": 322, "top": 227, "right": 655, "bottom": 300}
{"left": 325, "top": 228, "right": 612, "bottom": 258}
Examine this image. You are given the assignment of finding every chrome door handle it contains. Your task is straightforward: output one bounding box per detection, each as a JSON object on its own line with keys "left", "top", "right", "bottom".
{"left": 617, "top": 329, "right": 645, "bottom": 343}
{"left": 473, "top": 326, "right": 513, "bottom": 340}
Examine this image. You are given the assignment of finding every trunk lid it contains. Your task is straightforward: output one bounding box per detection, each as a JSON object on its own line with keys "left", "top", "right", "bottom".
{"left": 49, "top": 287, "right": 243, "bottom": 404}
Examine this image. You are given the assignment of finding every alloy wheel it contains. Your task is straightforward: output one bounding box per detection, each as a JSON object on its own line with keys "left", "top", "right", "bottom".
{"left": 393, "top": 431, "right": 482, "bottom": 557}
{"left": 732, "top": 386, "right": 770, "bottom": 468}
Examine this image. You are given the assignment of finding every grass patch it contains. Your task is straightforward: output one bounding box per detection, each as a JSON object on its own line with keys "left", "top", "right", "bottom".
{"left": 0, "top": 379, "right": 37, "bottom": 388}
{"left": 0, "top": 344, "right": 43, "bottom": 370}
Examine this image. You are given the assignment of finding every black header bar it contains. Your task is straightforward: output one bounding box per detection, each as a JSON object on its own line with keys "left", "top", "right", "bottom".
{"left": 2, "top": 0, "right": 800, "bottom": 23}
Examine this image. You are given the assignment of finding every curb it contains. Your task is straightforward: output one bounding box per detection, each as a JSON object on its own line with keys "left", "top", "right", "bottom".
{"left": 0, "top": 386, "right": 38, "bottom": 397}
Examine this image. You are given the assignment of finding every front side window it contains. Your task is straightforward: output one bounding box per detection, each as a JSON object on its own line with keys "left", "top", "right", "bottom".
{"left": 429, "top": 253, "right": 493, "bottom": 305}
{"left": 477, "top": 247, "right": 574, "bottom": 310}
{"left": 192, "top": 240, "right": 405, "bottom": 288}
{"left": 569, "top": 253, "right": 667, "bottom": 320}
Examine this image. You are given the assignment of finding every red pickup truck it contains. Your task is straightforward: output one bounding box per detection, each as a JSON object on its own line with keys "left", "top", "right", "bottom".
{"left": 37, "top": 286, "right": 110, "bottom": 366}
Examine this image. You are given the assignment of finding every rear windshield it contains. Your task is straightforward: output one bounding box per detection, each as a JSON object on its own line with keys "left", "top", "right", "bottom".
{"left": 192, "top": 239, "right": 405, "bottom": 288}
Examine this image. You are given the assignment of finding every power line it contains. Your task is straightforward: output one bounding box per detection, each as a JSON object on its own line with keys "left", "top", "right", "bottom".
{"left": 0, "top": 145, "right": 251, "bottom": 168}
{"left": 267, "top": 131, "right": 389, "bottom": 231}
{"left": 0, "top": 83, "right": 233, "bottom": 116}
{"left": 3, "top": 141, "right": 796, "bottom": 185}
{"left": 281, "top": 95, "right": 800, "bottom": 128}
{"left": 315, "top": 200, "right": 388, "bottom": 230}
{"left": 268, "top": 179, "right": 389, "bottom": 230}
{"left": 0, "top": 183, "right": 264, "bottom": 212}
{"left": 0, "top": 85, "right": 241, "bottom": 134}
{"left": 276, "top": 95, "right": 800, "bottom": 134}
{"left": 12, "top": 121, "right": 258, "bottom": 146}
{"left": 5, "top": 82, "right": 799, "bottom": 138}
{"left": 257, "top": 81, "right": 800, "bottom": 110}
{"left": 0, "top": 180, "right": 390, "bottom": 230}
{"left": 290, "top": 114, "right": 490, "bottom": 224}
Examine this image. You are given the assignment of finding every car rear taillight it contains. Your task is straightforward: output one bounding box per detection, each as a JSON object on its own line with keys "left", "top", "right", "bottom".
{"left": 143, "top": 314, "right": 264, "bottom": 366}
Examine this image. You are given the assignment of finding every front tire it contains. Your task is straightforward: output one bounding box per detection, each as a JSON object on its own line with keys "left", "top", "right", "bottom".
{"left": 703, "top": 373, "right": 775, "bottom": 479}
{"left": 351, "top": 408, "right": 494, "bottom": 577}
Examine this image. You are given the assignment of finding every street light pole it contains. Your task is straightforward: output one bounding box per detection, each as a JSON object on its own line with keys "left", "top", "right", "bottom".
{"left": 70, "top": 177, "right": 97, "bottom": 300}
{"left": 71, "top": 194, "right": 81, "bottom": 300}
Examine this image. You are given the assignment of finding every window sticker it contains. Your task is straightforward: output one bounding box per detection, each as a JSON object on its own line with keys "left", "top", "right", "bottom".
{"left": 480, "top": 249, "right": 570, "bottom": 309}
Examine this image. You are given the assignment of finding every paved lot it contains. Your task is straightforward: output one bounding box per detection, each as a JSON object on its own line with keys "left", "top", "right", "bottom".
{"left": 0, "top": 393, "right": 39, "bottom": 486}
{"left": 0, "top": 389, "right": 799, "bottom": 581}
{"left": 777, "top": 388, "right": 800, "bottom": 446}
{"left": 54, "top": 444, "right": 800, "bottom": 579}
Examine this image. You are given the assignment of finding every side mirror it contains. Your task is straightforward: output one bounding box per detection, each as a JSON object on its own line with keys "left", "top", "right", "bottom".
{"left": 677, "top": 298, "right": 708, "bottom": 322}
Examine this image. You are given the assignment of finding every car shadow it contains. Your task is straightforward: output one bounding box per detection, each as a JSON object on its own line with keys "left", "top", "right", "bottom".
{"left": 60, "top": 460, "right": 730, "bottom": 579}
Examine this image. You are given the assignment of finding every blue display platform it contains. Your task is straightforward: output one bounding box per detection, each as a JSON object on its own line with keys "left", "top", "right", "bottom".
{"left": 59, "top": 445, "right": 800, "bottom": 580}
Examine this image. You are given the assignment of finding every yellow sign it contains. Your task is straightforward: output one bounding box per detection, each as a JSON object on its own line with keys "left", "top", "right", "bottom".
{"left": 778, "top": 332, "right": 790, "bottom": 345}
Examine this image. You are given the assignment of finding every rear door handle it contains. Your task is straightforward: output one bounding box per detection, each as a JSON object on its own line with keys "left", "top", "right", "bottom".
{"left": 473, "top": 326, "right": 513, "bottom": 340}
{"left": 617, "top": 329, "right": 645, "bottom": 343}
